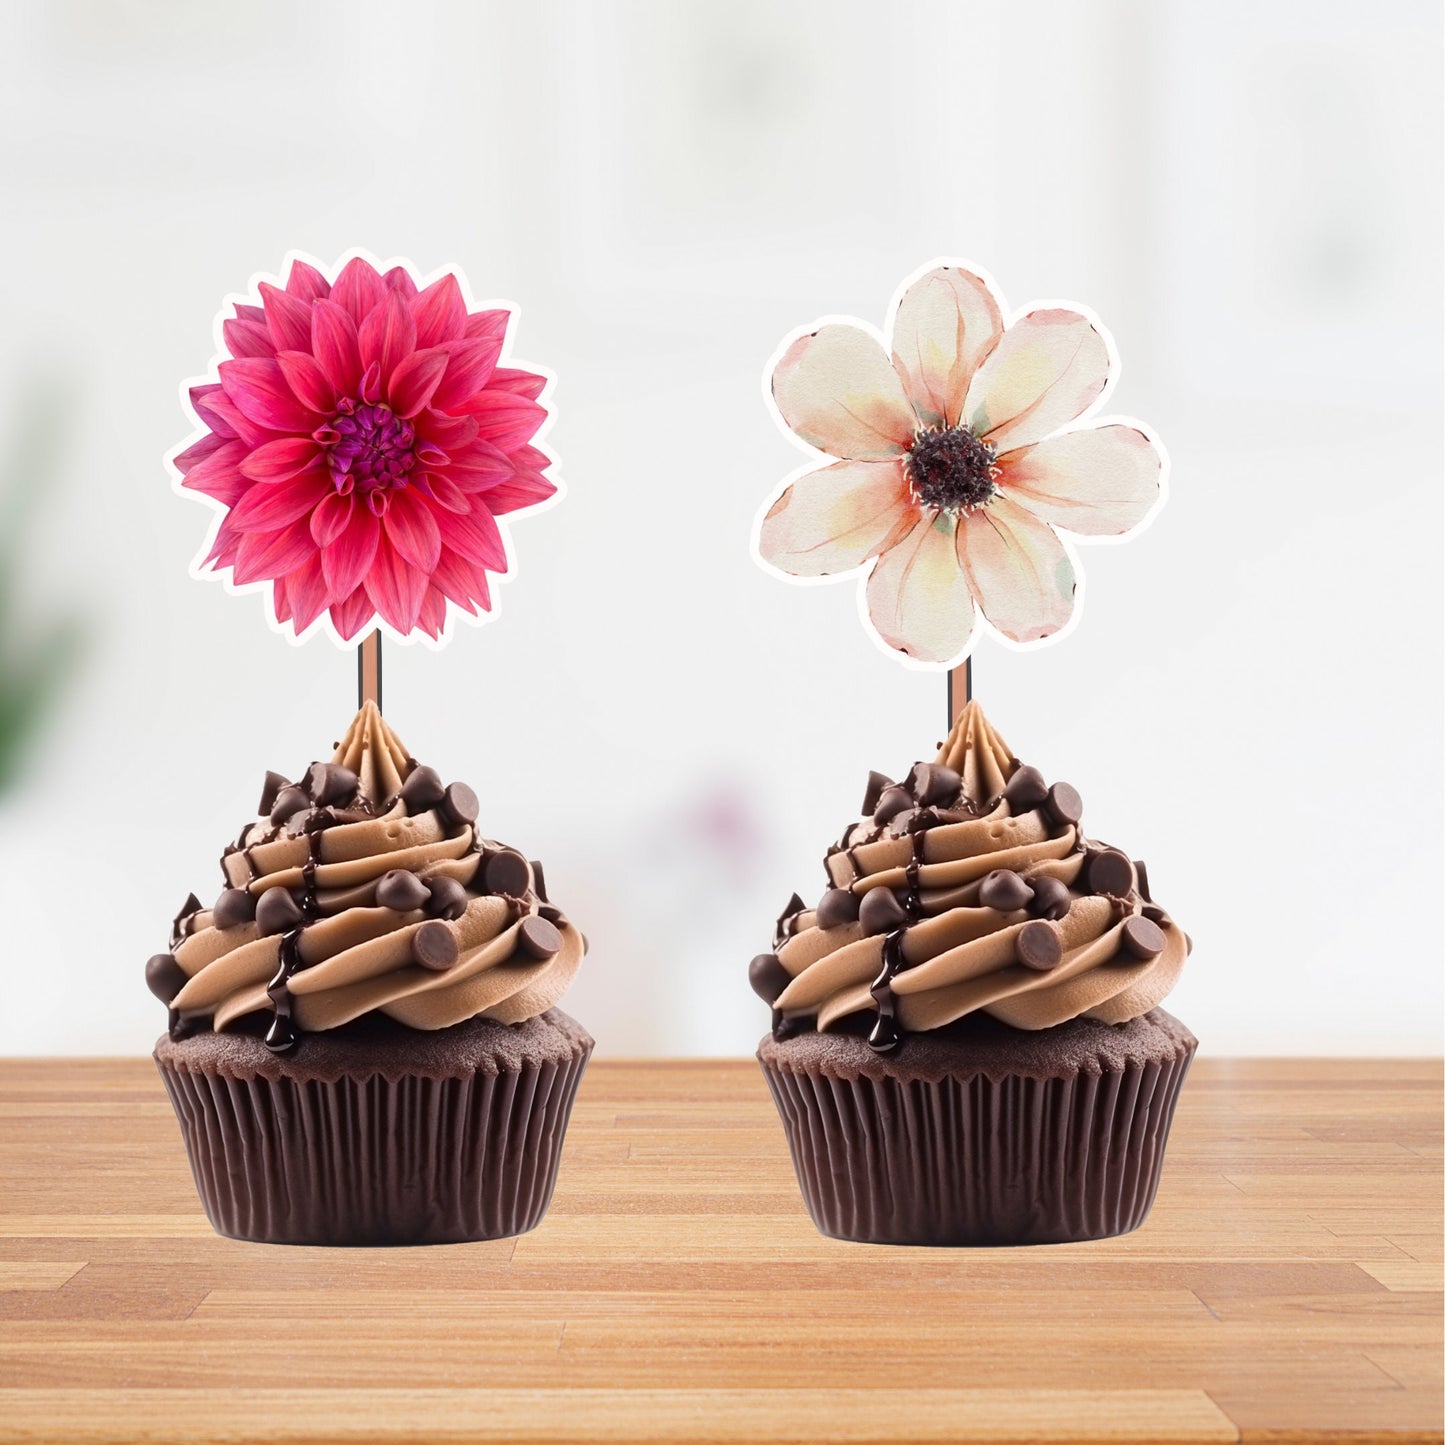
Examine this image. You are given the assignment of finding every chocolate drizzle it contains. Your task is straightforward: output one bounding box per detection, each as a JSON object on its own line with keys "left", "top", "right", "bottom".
{"left": 264, "top": 827, "right": 322, "bottom": 1054}
{"left": 865, "top": 831, "right": 926, "bottom": 1054}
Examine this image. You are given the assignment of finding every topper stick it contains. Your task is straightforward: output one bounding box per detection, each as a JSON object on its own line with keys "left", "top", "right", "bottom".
{"left": 358, "top": 631, "right": 383, "bottom": 712}
{"left": 947, "top": 658, "right": 972, "bottom": 726}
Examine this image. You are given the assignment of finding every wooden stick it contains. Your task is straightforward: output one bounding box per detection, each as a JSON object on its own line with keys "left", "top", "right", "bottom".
{"left": 358, "top": 631, "right": 382, "bottom": 712}
{"left": 947, "top": 658, "right": 972, "bottom": 726}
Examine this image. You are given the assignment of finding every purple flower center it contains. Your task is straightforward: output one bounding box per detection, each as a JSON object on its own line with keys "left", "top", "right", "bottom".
{"left": 321, "top": 399, "right": 416, "bottom": 494}
{"left": 904, "top": 426, "right": 999, "bottom": 512}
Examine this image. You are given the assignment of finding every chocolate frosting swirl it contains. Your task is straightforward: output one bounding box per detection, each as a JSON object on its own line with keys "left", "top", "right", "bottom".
{"left": 762, "top": 701, "right": 1188, "bottom": 1047}
{"left": 153, "top": 704, "right": 584, "bottom": 1050}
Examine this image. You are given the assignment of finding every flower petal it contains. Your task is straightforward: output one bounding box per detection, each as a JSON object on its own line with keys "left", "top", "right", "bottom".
{"left": 458, "top": 391, "right": 545, "bottom": 450}
{"left": 285, "top": 260, "right": 331, "bottom": 302}
{"left": 218, "top": 359, "right": 316, "bottom": 433}
{"left": 956, "top": 493, "right": 1077, "bottom": 643}
{"left": 445, "top": 505, "right": 507, "bottom": 571}
{"left": 772, "top": 325, "right": 917, "bottom": 460}
{"left": 358, "top": 289, "right": 416, "bottom": 378}
{"left": 383, "top": 265, "right": 419, "bottom": 299}
{"left": 330, "top": 257, "right": 385, "bottom": 322}
{"left": 238, "top": 436, "right": 321, "bottom": 484}
{"left": 415, "top": 409, "right": 478, "bottom": 451}
{"left": 310, "top": 490, "right": 353, "bottom": 548}
{"left": 364, "top": 535, "right": 427, "bottom": 632}
{"left": 282, "top": 553, "right": 330, "bottom": 633}
{"left": 464, "top": 309, "right": 510, "bottom": 343}
{"left": 482, "top": 472, "right": 555, "bottom": 514}
{"left": 179, "top": 439, "right": 248, "bottom": 505}
{"left": 433, "top": 548, "right": 490, "bottom": 611}
{"left": 386, "top": 347, "right": 449, "bottom": 418}
{"left": 964, "top": 308, "right": 1110, "bottom": 453}
{"left": 865, "top": 511, "right": 976, "bottom": 664}
{"left": 996, "top": 425, "right": 1162, "bottom": 536}
{"left": 891, "top": 266, "right": 1004, "bottom": 430}
{"left": 222, "top": 316, "right": 275, "bottom": 359}
{"left": 310, "top": 300, "right": 363, "bottom": 396}
{"left": 415, "top": 470, "right": 470, "bottom": 513}
{"left": 191, "top": 385, "right": 268, "bottom": 447}
{"left": 412, "top": 275, "right": 469, "bottom": 348}
{"left": 321, "top": 508, "right": 380, "bottom": 599}
{"left": 276, "top": 350, "right": 335, "bottom": 415}
{"left": 445, "top": 438, "right": 515, "bottom": 491}
{"left": 227, "top": 471, "right": 328, "bottom": 533}
{"left": 259, "top": 282, "right": 314, "bottom": 353}
{"left": 416, "top": 586, "right": 447, "bottom": 639}
{"left": 329, "top": 585, "right": 374, "bottom": 640}
{"left": 431, "top": 336, "right": 504, "bottom": 412}
{"left": 232, "top": 520, "right": 316, "bottom": 586}
{"left": 759, "top": 459, "right": 916, "bottom": 577}
{"left": 383, "top": 487, "right": 442, "bottom": 572}
{"left": 488, "top": 367, "right": 546, "bottom": 400}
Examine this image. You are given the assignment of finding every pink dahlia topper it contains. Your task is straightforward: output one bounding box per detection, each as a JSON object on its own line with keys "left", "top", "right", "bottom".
{"left": 169, "top": 251, "right": 558, "bottom": 645}
{"left": 752, "top": 260, "right": 1167, "bottom": 668}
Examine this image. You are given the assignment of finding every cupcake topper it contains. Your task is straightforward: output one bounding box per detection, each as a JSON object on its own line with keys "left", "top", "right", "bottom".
{"left": 752, "top": 259, "right": 1167, "bottom": 721}
{"left": 168, "top": 250, "right": 561, "bottom": 709}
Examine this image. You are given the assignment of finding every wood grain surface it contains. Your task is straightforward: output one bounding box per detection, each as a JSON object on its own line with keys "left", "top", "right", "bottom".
{"left": 0, "top": 1056, "right": 1439, "bottom": 1443}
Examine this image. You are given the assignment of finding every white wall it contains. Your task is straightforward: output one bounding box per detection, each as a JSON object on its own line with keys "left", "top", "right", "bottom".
{"left": 0, "top": 0, "right": 1439, "bottom": 1056}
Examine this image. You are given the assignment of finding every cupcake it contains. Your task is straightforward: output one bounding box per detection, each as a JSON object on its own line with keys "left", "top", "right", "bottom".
{"left": 147, "top": 702, "right": 592, "bottom": 1245}
{"left": 752, "top": 700, "right": 1194, "bottom": 1246}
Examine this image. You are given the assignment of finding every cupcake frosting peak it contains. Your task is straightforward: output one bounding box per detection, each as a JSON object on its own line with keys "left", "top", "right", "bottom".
{"left": 752, "top": 700, "right": 1189, "bottom": 1051}
{"left": 145, "top": 706, "right": 585, "bottom": 1052}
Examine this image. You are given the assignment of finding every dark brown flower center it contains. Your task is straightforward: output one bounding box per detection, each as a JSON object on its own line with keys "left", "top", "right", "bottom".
{"left": 904, "top": 426, "right": 999, "bottom": 512}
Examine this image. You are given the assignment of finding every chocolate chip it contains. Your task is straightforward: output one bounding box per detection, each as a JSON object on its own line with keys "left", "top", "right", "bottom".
{"left": 530, "top": 859, "right": 549, "bottom": 902}
{"left": 255, "top": 887, "right": 303, "bottom": 935}
{"left": 1016, "top": 920, "right": 1062, "bottom": 970}
{"left": 211, "top": 888, "right": 256, "bottom": 930}
{"left": 873, "top": 785, "right": 913, "bottom": 824}
{"left": 1043, "top": 782, "right": 1083, "bottom": 826}
{"left": 858, "top": 886, "right": 907, "bottom": 936}
{"left": 424, "top": 874, "right": 469, "bottom": 921}
{"left": 1084, "top": 849, "right": 1134, "bottom": 897}
{"left": 815, "top": 887, "right": 860, "bottom": 929}
{"left": 376, "top": 869, "right": 431, "bottom": 912}
{"left": 517, "top": 914, "right": 562, "bottom": 960}
{"left": 539, "top": 903, "right": 565, "bottom": 926}
{"left": 482, "top": 849, "right": 530, "bottom": 897}
{"left": 912, "top": 763, "right": 961, "bottom": 806}
{"left": 306, "top": 763, "right": 359, "bottom": 807}
{"left": 1121, "top": 915, "right": 1166, "bottom": 960}
{"left": 439, "top": 781, "right": 479, "bottom": 828}
{"left": 398, "top": 764, "right": 445, "bottom": 814}
{"left": 269, "top": 785, "right": 310, "bottom": 826}
{"left": 1134, "top": 859, "right": 1153, "bottom": 902}
{"left": 1028, "top": 875, "right": 1072, "bottom": 921}
{"left": 412, "top": 920, "right": 459, "bottom": 970}
{"left": 259, "top": 771, "right": 289, "bottom": 817}
{"left": 1142, "top": 903, "right": 1171, "bottom": 928}
{"left": 979, "top": 869, "right": 1034, "bottom": 912}
{"left": 749, "top": 953, "right": 791, "bottom": 1004}
{"left": 861, "top": 771, "right": 892, "bottom": 816}
{"left": 1002, "top": 764, "right": 1048, "bottom": 813}
{"left": 145, "top": 953, "right": 188, "bottom": 1004}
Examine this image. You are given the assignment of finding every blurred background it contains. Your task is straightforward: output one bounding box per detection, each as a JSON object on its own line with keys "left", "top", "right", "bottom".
{"left": 0, "top": 0, "right": 1439, "bottom": 1056}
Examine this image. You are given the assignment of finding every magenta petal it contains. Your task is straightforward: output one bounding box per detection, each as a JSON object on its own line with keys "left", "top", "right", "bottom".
{"left": 329, "top": 585, "right": 374, "bottom": 640}
{"left": 222, "top": 316, "right": 275, "bottom": 360}
{"left": 205, "top": 518, "right": 243, "bottom": 568}
{"left": 416, "top": 586, "right": 446, "bottom": 638}
{"left": 444, "top": 438, "right": 515, "bottom": 490}
{"left": 310, "top": 301, "right": 362, "bottom": 397}
{"left": 445, "top": 506, "right": 507, "bottom": 571}
{"left": 464, "top": 309, "right": 510, "bottom": 343}
{"left": 321, "top": 509, "right": 380, "bottom": 598}
{"left": 383, "top": 488, "right": 442, "bottom": 572}
{"left": 358, "top": 290, "right": 416, "bottom": 379}
{"left": 173, "top": 432, "right": 228, "bottom": 475}
{"left": 415, "top": 409, "right": 478, "bottom": 451}
{"left": 383, "top": 266, "right": 419, "bottom": 299}
{"left": 272, "top": 576, "right": 291, "bottom": 624}
{"left": 192, "top": 386, "right": 269, "bottom": 447}
{"left": 487, "top": 366, "right": 546, "bottom": 401}
{"left": 386, "top": 347, "right": 449, "bottom": 418}
{"left": 511, "top": 444, "right": 549, "bottom": 472}
{"left": 180, "top": 439, "right": 248, "bottom": 505}
{"left": 234, "top": 303, "right": 265, "bottom": 324}
{"left": 227, "top": 472, "right": 328, "bottom": 533}
{"left": 310, "top": 490, "right": 353, "bottom": 548}
{"left": 483, "top": 472, "right": 556, "bottom": 515}
{"left": 188, "top": 384, "right": 236, "bottom": 440}
{"left": 363, "top": 535, "right": 427, "bottom": 632}
{"left": 276, "top": 350, "right": 334, "bottom": 414}
{"left": 232, "top": 520, "right": 316, "bottom": 586}
{"left": 219, "top": 359, "right": 317, "bottom": 433}
{"left": 431, "top": 337, "right": 503, "bottom": 412}
{"left": 417, "top": 471, "right": 469, "bottom": 513}
{"left": 286, "top": 260, "right": 331, "bottom": 302}
{"left": 330, "top": 257, "right": 385, "bottom": 323}
{"left": 238, "top": 436, "right": 321, "bottom": 484}
{"left": 462, "top": 392, "right": 546, "bottom": 451}
{"left": 411, "top": 275, "right": 468, "bottom": 349}
{"left": 259, "top": 282, "right": 314, "bottom": 353}
{"left": 431, "top": 548, "right": 485, "bottom": 611}
{"left": 283, "top": 553, "right": 330, "bottom": 633}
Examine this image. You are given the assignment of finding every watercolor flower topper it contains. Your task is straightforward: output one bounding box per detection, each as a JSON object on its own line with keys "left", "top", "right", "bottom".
{"left": 753, "top": 260, "right": 1167, "bottom": 668}
{"left": 170, "top": 252, "right": 557, "bottom": 645}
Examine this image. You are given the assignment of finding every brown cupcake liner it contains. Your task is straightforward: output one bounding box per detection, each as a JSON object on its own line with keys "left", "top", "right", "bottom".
{"left": 760, "top": 1038, "right": 1194, "bottom": 1246}
{"left": 157, "top": 1042, "right": 591, "bottom": 1246}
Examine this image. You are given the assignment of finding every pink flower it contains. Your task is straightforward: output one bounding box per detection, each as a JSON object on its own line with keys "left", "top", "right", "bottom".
{"left": 172, "top": 254, "right": 556, "bottom": 642}
{"left": 755, "top": 262, "right": 1165, "bottom": 666}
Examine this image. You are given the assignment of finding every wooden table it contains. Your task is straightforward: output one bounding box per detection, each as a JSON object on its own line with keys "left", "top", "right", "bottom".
{"left": 0, "top": 1057, "right": 1439, "bottom": 1443}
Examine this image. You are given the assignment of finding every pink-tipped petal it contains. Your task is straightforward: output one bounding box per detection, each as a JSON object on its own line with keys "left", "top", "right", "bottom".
{"left": 233, "top": 303, "right": 266, "bottom": 324}
{"left": 412, "top": 274, "right": 469, "bottom": 348}
{"left": 226, "top": 471, "right": 329, "bottom": 533}
{"left": 430, "top": 336, "right": 504, "bottom": 412}
{"left": 310, "top": 490, "right": 353, "bottom": 548}
{"left": 386, "top": 346, "right": 449, "bottom": 418}
{"left": 189, "top": 385, "right": 237, "bottom": 440}
{"left": 330, "top": 257, "right": 385, "bottom": 323}
{"left": 864, "top": 511, "right": 976, "bottom": 664}
{"left": 358, "top": 289, "right": 416, "bottom": 378}
{"left": 231, "top": 520, "right": 316, "bottom": 586}
{"left": 464, "top": 309, "right": 510, "bottom": 343}
{"left": 445, "top": 505, "right": 507, "bottom": 571}
{"left": 383, "top": 488, "right": 442, "bottom": 572}
{"left": 218, "top": 359, "right": 316, "bottom": 433}
{"left": 964, "top": 308, "right": 1110, "bottom": 453}
{"left": 759, "top": 458, "right": 916, "bottom": 577}
{"left": 956, "top": 493, "right": 1077, "bottom": 643}
{"left": 461, "top": 392, "right": 546, "bottom": 450}
{"left": 483, "top": 473, "right": 556, "bottom": 514}
{"left": 222, "top": 316, "right": 275, "bottom": 359}
{"left": 282, "top": 553, "right": 330, "bottom": 633}
{"left": 173, "top": 432, "right": 228, "bottom": 475}
{"left": 191, "top": 386, "right": 268, "bottom": 447}
{"left": 276, "top": 350, "right": 335, "bottom": 414}
{"left": 772, "top": 325, "right": 918, "bottom": 460}
{"left": 382, "top": 266, "right": 419, "bottom": 299}
{"left": 311, "top": 300, "right": 363, "bottom": 396}
{"left": 329, "top": 585, "right": 374, "bottom": 640}
{"left": 286, "top": 260, "right": 331, "bottom": 302}
{"left": 259, "top": 282, "right": 314, "bottom": 353}
{"left": 996, "top": 424, "right": 1162, "bottom": 536}
{"left": 364, "top": 535, "right": 427, "bottom": 632}
{"left": 321, "top": 509, "right": 380, "bottom": 598}
{"left": 891, "top": 266, "right": 1004, "bottom": 430}
{"left": 179, "top": 439, "right": 248, "bottom": 505}
{"left": 487, "top": 367, "right": 547, "bottom": 400}
{"left": 238, "top": 436, "right": 321, "bottom": 484}
{"left": 415, "top": 471, "right": 470, "bottom": 513}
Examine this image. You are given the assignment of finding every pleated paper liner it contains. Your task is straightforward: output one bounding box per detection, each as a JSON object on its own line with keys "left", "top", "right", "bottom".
{"left": 759, "top": 1008, "right": 1196, "bottom": 1247}
{"left": 155, "top": 1009, "right": 593, "bottom": 1246}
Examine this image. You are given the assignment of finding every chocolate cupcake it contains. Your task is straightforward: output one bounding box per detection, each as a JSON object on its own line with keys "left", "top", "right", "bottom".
{"left": 148, "top": 702, "right": 592, "bottom": 1245}
{"left": 752, "top": 700, "right": 1195, "bottom": 1246}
